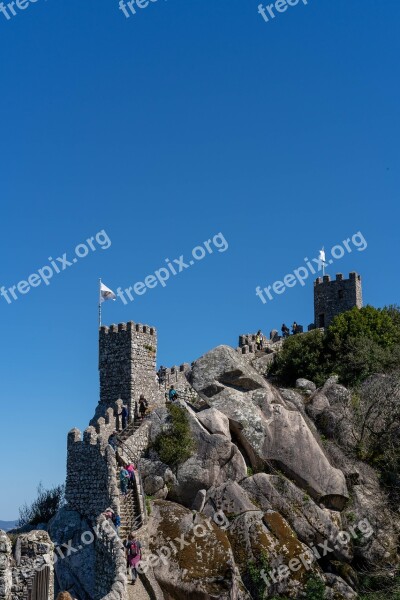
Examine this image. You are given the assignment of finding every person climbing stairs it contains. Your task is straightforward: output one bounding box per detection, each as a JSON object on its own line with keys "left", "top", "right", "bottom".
{"left": 119, "top": 487, "right": 142, "bottom": 540}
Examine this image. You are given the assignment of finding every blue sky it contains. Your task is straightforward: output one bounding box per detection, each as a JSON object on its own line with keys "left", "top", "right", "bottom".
{"left": 0, "top": 0, "right": 398, "bottom": 519}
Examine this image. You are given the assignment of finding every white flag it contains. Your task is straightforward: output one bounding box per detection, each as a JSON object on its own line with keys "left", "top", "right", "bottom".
{"left": 318, "top": 249, "right": 326, "bottom": 264}
{"left": 100, "top": 282, "right": 116, "bottom": 303}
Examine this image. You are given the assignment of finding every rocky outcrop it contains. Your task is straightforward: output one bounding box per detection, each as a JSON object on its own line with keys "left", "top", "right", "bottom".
{"left": 145, "top": 403, "right": 247, "bottom": 507}
{"left": 197, "top": 407, "right": 231, "bottom": 438}
{"left": 143, "top": 500, "right": 250, "bottom": 600}
{"left": 191, "top": 345, "right": 349, "bottom": 509}
{"left": 241, "top": 473, "right": 352, "bottom": 563}
{"left": 49, "top": 507, "right": 96, "bottom": 599}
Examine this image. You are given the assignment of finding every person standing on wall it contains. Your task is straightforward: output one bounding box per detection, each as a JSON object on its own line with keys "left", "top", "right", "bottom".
{"left": 121, "top": 405, "right": 129, "bottom": 429}
{"left": 138, "top": 395, "right": 148, "bottom": 420}
{"left": 256, "top": 330, "right": 264, "bottom": 351}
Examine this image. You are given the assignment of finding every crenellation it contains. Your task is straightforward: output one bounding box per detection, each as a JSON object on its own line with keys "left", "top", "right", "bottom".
{"left": 96, "top": 417, "right": 106, "bottom": 434}
{"left": 68, "top": 427, "right": 82, "bottom": 446}
{"left": 84, "top": 426, "right": 98, "bottom": 445}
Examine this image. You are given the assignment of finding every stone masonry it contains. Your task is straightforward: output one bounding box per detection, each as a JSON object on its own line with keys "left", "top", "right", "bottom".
{"left": 314, "top": 272, "right": 363, "bottom": 328}
{"left": 11, "top": 531, "right": 54, "bottom": 600}
{"left": 66, "top": 425, "right": 121, "bottom": 519}
{"left": 0, "top": 530, "right": 12, "bottom": 600}
{"left": 158, "top": 363, "right": 200, "bottom": 404}
{"left": 97, "top": 322, "right": 160, "bottom": 421}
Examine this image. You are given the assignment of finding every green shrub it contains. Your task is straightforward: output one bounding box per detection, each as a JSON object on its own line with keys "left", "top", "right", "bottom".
{"left": 359, "top": 572, "right": 400, "bottom": 599}
{"left": 270, "top": 329, "right": 327, "bottom": 386}
{"left": 153, "top": 404, "right": 195, "bottom": 468}
{"left": 270, "top": 306, "right": 400, "bottom": 388}
{"left": 305, "top": 574, "right": 325, "bottom": 600}
{"left": 242, "top": 552, "right": 270, "bottom": 600}
{"left": 18, "top": 482, "right": 65, "bottom": 527}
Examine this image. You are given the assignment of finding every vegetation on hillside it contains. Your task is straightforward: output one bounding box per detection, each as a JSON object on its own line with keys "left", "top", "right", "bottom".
{"left": 18, "top": 482, "right": 65, "bottom": 528}
{"left": 269, "top": 305, "right": 400, "bottom": 507}
{"left": 270, "top": 305, "right": 400, "bottom": 387}
{"left": 153, "top": 403, "right": 195, "bottom": 468}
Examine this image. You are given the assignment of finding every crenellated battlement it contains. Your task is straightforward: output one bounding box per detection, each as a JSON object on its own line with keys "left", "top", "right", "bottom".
{"left": 163, "top": 363, "right": 191, "bottom": 376}
{"left": 238, "top": 334, "right": 258, "bottom": 348}
{"left": 100, "top": 321, "right": 156, "bottom": 336}
{"left": 314, "top": 271, "right": 361, "bottom": 287}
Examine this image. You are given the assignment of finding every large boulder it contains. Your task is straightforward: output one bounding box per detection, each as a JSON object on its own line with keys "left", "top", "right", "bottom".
{"left": 197, "top": 407, "right": 231, "bottom": 438}
{"left": 49, "top": 507, "right": 96, "bottom": 599}
{"left": 191, "top": 346, "right": 348, "bottom": 510}
{"left": 296, "top": 378, "right": 317, "bottom": 393}
{"left": 241, "top": 473, "right": 352, "bottom": 562}
{"left": 203, "top": 481, "right": 260, "bottom": 518}
{"left": 143, "top": 500, "right": 250, "bottom": 599}
{"left": 139, "top": 458, "right": 177, "bottom": 499}
{"left": 227, "top": 509, "right": 321, "bottom": 599}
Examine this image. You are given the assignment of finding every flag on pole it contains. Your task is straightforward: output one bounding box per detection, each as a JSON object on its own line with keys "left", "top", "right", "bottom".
{"left": 100, "top": 282, "right": 116, "bottom": 303}
{"left": 318, "top": 249, "right": 326, "bottom": 264}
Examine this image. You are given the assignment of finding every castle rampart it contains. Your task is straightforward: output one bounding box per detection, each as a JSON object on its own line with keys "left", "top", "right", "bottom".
{"left": 94, "top": 516, "right": 127, "bottom": 600}
{"left": 158, "top": 363, "right": 201, "bottom": 404}
{"left": 66, "top": 425, "right": 120, "bottom": 518}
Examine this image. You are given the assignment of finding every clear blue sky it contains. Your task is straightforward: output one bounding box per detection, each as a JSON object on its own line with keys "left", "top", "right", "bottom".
{"left": 0, "top": 0, "right": 398, "bottom": 520}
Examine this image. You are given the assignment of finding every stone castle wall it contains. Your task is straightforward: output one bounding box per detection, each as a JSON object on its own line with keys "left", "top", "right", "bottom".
{"left": 11, "top": 531, "right": 54, "bottom": 600}
{"left": 66, "top": 427, "right": 120, "bottom": 519}
{"left": 119, "top": 420, "right": 152, "bottom": 466}
{"left": 158, "top": 363, "right": 199, "bottom": 404}
{"left": 94, "top": 516, "right": 127, "bottom": 600}
{"left": 97, "top": 322, "right": 160, "bottom": 420}
{"left": 314, "top": 272, "right": 362, "bottom": 328}
{"left": 0, "top": 530, "right": 12, "bottom": 600}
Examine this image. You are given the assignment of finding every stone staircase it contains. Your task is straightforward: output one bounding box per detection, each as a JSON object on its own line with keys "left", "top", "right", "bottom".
{"left": 119, "top": 486, "right": 142, "bottom": 540}
{"left": 118, "top": 419, "right": 141, "bottom": 443}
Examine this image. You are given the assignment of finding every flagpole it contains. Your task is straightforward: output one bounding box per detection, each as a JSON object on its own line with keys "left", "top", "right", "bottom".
{"left": 98, "top": 278, "right": 102, "bottom": 328}
{"left": 322, "top": 247, "right": 325, "bottom": 276}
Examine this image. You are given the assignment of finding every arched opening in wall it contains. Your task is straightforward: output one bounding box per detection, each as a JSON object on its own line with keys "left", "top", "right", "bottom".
{"left": 29, "top": 565, "right": 50, "bottom": 600}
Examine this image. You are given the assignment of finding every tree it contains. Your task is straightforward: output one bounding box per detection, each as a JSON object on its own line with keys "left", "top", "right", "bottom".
{"left": 352, "top": 373, "right": 400, "bottom": 505}
{"left": 153, "top": 404, "right": 195, "bottom": 468}
{"left": 18, "top": 482, "right": 65, "bottom": 528}
{"left": 270, "top": 306, "right": 400, "bottom": 388}
{"left": 269, "top": 329, "right": 328, "bottom": 386}
{"left": 325, "top": 306, "right": 400, "bottom": 385}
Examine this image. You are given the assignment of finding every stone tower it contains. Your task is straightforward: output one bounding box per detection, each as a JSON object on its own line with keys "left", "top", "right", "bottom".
{"left": 95, "top": 321, "right": 159, "bottom": 420}
{"left": 314, "top": 272, "right": 362, "bottom": 328}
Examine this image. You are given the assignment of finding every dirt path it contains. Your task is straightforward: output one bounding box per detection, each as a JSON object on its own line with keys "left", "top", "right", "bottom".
{"left": 127, "top": 574, "right": 151, "bottom": 600}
